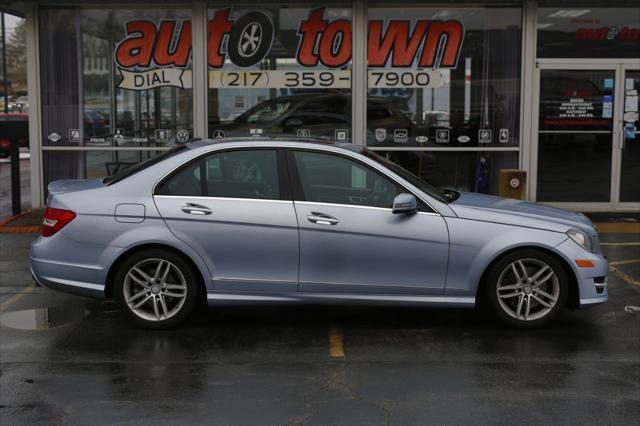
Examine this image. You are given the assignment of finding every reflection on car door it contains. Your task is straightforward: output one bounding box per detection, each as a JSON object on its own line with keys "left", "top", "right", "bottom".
{"left": 153, "top": 149, "right": 299, "bottom": 292}
{"left": 289, "top": 149, "right": 449, "bottom": 295}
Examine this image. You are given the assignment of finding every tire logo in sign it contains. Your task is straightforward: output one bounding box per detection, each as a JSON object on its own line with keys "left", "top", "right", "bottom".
{"left": 228, "top": 12, "right": 274, "bottom": 67}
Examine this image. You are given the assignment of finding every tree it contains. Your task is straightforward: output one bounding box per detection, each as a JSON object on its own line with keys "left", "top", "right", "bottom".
{"left": 6, "top": 18, "right": 27, "bottom": 93}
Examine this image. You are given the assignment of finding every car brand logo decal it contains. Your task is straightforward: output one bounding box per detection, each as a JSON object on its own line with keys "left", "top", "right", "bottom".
{"left": 478, "top": 129, "right": 492, "bottom": 144}
{"left": 113, "top": 128, "right": 125, "bottom": 143}
{"left": 375, "top": 128, "right": 387, "bottom": 142}
{"left": 415, "top": 135, "right": 428, "bottom": 143}
{"left": 435, "top": 129, "right": 449, "bottom": 143}
{"left": 296, "top": 129, "right": 311, "bottom": 137}
{"left": 48, "top": 132, "right": 61, "bottom": 143}
{"left": 155, "top": 129, "right": 169, "bottom": 142}
{"left": 393, "top": 129, "right": 408, "bottom": 143}
{"left": 176, "top": 129, "right": 190, "bottom": 143}
{"left": 335, "top": 129, "right": 348, "bottom": 141}
{"left": 68, "top": 129, "right": 81, "bottom": 143}
{"left": 499, "top": 128, "right": 509, "bottom": 143}
{"left": 212, "top": 129, "right": 225, "bottom": 139}
{"left": 457, "top": 135, "right": 470, "bottom": 143}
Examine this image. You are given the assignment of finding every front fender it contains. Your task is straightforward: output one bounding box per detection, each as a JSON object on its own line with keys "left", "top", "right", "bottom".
{"left": 444, "top": 218, "right": 567, "bottom": 296}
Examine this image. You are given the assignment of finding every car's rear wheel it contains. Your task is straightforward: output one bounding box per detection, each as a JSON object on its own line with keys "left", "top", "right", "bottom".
{"left": 114, "top": 249, "right": 200, "bottom": 329}
{"left": 485, "top": 249, "right": 568, "bottom": 328}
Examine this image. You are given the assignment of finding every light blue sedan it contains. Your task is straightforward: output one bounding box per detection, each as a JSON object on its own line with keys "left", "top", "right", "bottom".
{"left": 30, "top": 138, "right": 608, "bottom": 328}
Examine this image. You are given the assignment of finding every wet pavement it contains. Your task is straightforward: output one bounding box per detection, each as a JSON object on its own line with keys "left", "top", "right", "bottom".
{"left": 1, "top": 232, "right": 639, "bottom": 425}
{"left": 0, "top": 155, "right": 31, "bottom": 220}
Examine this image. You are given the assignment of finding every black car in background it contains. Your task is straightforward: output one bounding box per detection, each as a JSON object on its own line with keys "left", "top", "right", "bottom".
{"left": 209, "top": 92, "right": 419, "bottom": 144}
{"left": 0, "top": 113, "right": 29, "bottom": 158}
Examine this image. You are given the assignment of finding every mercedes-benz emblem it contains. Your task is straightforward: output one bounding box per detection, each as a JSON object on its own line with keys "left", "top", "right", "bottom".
{"left": 239, "top": 23, "right": 262, "bottom": 57}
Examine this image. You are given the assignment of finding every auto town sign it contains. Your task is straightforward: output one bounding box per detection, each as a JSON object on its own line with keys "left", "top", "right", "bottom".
{"left": 114, "top": 8, "right": 464, "bottom": 90}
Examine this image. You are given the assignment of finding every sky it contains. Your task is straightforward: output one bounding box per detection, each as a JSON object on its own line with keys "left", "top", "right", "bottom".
{"left": 2, "top": 13, "right": 23, "bottom": 38}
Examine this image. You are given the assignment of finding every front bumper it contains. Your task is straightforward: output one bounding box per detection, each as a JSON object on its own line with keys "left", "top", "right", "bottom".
{"left": 555, "top": 238, "right": 608, "bottom": 308}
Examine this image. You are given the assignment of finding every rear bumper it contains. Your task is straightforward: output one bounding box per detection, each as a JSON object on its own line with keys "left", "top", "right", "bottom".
{"left": 30, "top": 233, "right": 120, "bottom": 299}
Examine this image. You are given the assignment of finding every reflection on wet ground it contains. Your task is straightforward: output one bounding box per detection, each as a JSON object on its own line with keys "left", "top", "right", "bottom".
{"left": 1, "top": 239, "right": 639, "bottom": 424}
{"left": 0, "top": 306, "right": 89, "bottom": 330}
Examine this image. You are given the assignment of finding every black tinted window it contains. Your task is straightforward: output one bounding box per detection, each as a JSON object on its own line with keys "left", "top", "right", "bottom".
{"left": 205, "top": 150, "right": 279, "bottom": 200}
{"left": 293, "top": 151, "right": 399, "bottom": 208}
{"left": 156, "top": 161, "right": 201, "bottom": 196}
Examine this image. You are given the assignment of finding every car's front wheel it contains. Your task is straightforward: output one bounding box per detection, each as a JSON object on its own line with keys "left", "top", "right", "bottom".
{"left": 114, "top": 249, "right": 200, "bottom": 329}
{"left": 485, "top": 249, "right": 568, "bottom": 328}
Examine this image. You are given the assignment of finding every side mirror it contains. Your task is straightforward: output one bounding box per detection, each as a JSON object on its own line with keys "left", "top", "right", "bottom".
{"left": 392, "top": 193, "right": 418, "bottom": 214}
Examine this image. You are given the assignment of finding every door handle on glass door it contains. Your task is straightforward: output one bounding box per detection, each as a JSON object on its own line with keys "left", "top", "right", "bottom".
{"left": 307, "top": 212, "right": 339, "bottom": 225}
{"left": 181, "top": 203, "right": 212, "bottom": 215}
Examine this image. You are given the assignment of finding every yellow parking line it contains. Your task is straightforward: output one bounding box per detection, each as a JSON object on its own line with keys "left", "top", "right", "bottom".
{"left": 601, "top": 242, "right": 640, "bottom": 246}
{"left": 609, "top": 259, "right": 640, "bottom": 266}
{"left": 595, "top": 223, "right": 640, "bottom": 234}
{"left": 609, "top": 265, "right": 640, "bottom": 288}
{"left": 328, "top": 326, "right": 345, "bottom": 359}
{"left": 0, "top": 286, "right": 35, "bottom": 313}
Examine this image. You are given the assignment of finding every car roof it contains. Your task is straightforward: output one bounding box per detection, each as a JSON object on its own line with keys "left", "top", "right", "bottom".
{"left": 185, "top": 136, "right": 364, "bottom": 153}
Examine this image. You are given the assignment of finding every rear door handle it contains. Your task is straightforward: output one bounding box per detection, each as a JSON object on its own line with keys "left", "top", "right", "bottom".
{"left": 307, "top": 212, "right": 339, "bottom": 225}
{"left": 181, "top": 203, "right": 212, "bottom": 215}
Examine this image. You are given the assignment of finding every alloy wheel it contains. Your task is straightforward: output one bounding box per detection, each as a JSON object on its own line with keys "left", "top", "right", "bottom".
{"left": 122, "top": 258, "right": 188, "bottom": 322}
{"left": 496, "top": 258, "right": 560, "bottom": 321}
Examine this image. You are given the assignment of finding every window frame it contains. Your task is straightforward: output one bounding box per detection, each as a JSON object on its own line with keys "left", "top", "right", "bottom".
{"left": 284, "top": 147, "right": 435, "bottom": 213}
{"left": 154, "top": 147, "right": 292, "bottom": 201}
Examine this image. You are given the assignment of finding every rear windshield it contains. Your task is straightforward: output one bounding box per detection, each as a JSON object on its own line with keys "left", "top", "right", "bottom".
{"left": 103, "top": 145, "right": 187, "bottom": 185}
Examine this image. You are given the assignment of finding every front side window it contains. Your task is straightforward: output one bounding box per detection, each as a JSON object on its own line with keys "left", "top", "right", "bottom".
{"left": 157, "top": 149, "right": 280, "bottom": 200}
{"left": 293, "top": 151, "right": 399, "bottom": 209}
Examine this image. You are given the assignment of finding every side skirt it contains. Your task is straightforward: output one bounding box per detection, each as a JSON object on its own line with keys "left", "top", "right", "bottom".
{"left": 206, "top": 291, "right": 476, "bottom": 307}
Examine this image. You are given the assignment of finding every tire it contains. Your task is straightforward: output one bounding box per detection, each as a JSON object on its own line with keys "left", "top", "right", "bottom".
{"left": 227, "top": 12, "right": 274, "bottom": 67}
{"left": 484, "top": 249, "right": 569, "bottom": 328}
{"left": 114, "top": 249, "right": 201, "bottom": 329}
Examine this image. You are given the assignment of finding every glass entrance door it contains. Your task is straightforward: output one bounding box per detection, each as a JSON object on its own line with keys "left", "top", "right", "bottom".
{"left": 619, "top": 68, "right": 640, "bottom": 205}
{"left": 536, "top": 68, "right": 617, "bottom": 204}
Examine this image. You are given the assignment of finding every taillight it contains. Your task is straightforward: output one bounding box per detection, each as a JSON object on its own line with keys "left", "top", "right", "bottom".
{"left": 42, "top": 207, "right": 76, "bottom": 237}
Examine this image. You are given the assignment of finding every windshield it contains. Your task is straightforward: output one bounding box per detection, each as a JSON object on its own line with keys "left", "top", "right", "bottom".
{"left": 362, "top": 149, "right": 453, "bottom": 204}
{"left": 103, "top": 145, "right": 187, "bottom": 185}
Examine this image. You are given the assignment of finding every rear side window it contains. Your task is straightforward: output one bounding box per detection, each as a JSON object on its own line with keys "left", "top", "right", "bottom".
{"left": 156, "top": 149, "right": 280, "bottom": 200}
{"left": 205, "top": 150, "right": 279, "bottom": 200}
{"left": 156, "top": 161, "right": 201, "bottom": 196}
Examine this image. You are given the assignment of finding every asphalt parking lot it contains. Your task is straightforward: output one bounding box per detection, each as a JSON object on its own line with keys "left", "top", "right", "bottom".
{"left": 1, "top": 231, "right": 639, "bottom": 425}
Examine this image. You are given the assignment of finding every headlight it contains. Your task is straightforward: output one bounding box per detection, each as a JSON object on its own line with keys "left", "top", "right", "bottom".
{"left": 567, "top": 229, "right": 594, "bottom": 252}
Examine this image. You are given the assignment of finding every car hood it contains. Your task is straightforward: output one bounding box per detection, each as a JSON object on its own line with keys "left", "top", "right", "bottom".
{"left": 449, "top": 192, "right": 595, "bottom": 233}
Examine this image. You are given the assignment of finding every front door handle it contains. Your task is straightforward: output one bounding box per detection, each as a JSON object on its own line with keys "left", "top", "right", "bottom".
{"left": 307, "top": 212, "right": 339, "bottom": 225}
{"left": 181, "top": 203, "right": 212, "bottom": 215}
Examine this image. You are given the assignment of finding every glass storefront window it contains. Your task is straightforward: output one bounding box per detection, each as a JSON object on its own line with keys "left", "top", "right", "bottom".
{"left": 42, "top": 150, "right": 168, "bottom": 189}
{"left": 39, "top": 6, "right": 194, "bottom": 148}
{"left": 537, "top": 7, "right": 640, "bottom": 58}
{"left": 206, "top": 3, "right": 353, "bottom": 141}
{"left": 366, "top": 6, "right": 522, "bottom": 148}
{"left": 379, "top": 151, "right": 518, "bottom": 194}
